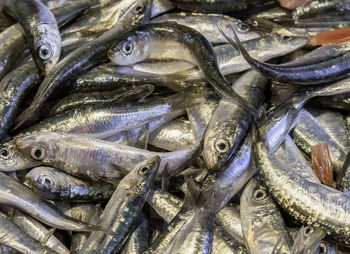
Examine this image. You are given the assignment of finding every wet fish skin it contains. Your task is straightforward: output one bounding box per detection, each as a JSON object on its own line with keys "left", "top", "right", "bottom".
{"left": 120, "top": 213, "right": 150, "bottom": 254}
{"left": 3, "top": 0, "right": 61, "bottom": 75}
{"left": 240, "top": 177, "right": 292, "bottom": 254}
{"left": 108, "top": 22, "right": 255, "bottom": 113}
{"left": 0, "top": 210, "right": 54, "bottom": 254}
{"left": 49, "top": 84, "right": 154, "bottom": 116}
{"left": 203, "top": 70, "right": 268, "bottom": 170}
{"left": 228, "top": 26, "right": 350, "bottom": 85}
{"left": 10, "top": 209, "right": 70, "bottom": 254}
{"left": 254, "top": 126, "right": 350, "bottom": 246}
{"left": 0, "top": 171, "right": 102, "bottom": 232}
{"left": 152, "top": 12, "right": 260, "bottom": 44}
{"left": 80, "top": 156, "right": 160, "bottom": 254}
{"left": 167, "top": 0, "right": 248, "bottom": 13}
{"left": 291, "top": 226, "right": 326, "bottom": 254}
{"left": 148, "top": 117, "right": 196, "bottom": 151}
{"left": 25, "top": 166, "right": 115, "bottom": 202}
{"left": 21, "top": 90, "right": 201, "bottom": 139}
{"left": 2, "top": 131, "right": 199, "bottom": 180}
{"left": 65, "top": 204, "right": 102, "bottom": 254}
{"left": 14, "top": 0, "right": 153, "bottom": 129}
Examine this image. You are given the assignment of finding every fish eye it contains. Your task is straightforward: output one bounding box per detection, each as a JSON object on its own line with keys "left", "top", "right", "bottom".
{"left": 135, "top": 4, "right": 145, "bottom": 14}
{"left": 319, "top": 242, "right": 327, "bottom": 253}
{"left": 41, "top": 176, "right": 54, "bottom": 190}
{"left": 253, "top": 189, "right": 267, "bottom": 201}
{"left": 0, "top": 147, "right": 11, "bottom": 159}
{"left": 138, "top": 165, "right": 151, "bottom": 175}
{"left": 121, "top": 41, "right": 133, "bottom": 55}
{"left": 38, "top": 45, "right": 52, "bottom": 60}
{"left": 214, "top": 138, "right": 230, "bottom": 153}
{"left": 304, "top": 226, "right": 313, "bottom": 235}
{"left": 236, "top": 22, "right": 250, "bottom": 33}
{"left": 30, "top": 146, "right": 47, "bottom": 161}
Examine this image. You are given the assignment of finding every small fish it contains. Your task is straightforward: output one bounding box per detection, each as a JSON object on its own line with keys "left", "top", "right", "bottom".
{"left": 108, "top": 22, "right": 256, "bottom": 113}
{"left": 291, "top": 226, "right": 326, "bottom": 254}
{"left": 25, "top": 166, "right": 115, "bottom": 202}
{"left": 240, "top": 177, "right": 293, "bottom": 254}
{"left": 80, "top": 156, "right": 160, "bottom": 254}
{"left": 3, "top": 0, "right": 61, "bottom": 75}
{"left": 14, "top": 0, "right": 153, "bottom": 129}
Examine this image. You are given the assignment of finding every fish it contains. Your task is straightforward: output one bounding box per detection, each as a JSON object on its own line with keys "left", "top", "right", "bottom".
{"left": 8, "top": 209, "right": 70, "bottom": 254}
{"left": 290, "top": 226, "right": 326, "bottom": 254}
{"left": 0, "top": 210, "right": 54, "bottom": 254}
{"left": 240, "top": 177, "right": 293, "bottom": 254}
{"left": 21, "top": 89, "right": 201, "bottom": 139}
{"left": 0, "top": 171, "right": 105, "bottom": 232}
{"left": 203, "top": 70, "right": 268, "bottom": 170}
{"left": 120, "top": 213, "right": 150, "bottom": 254}
{"left": 148, "top": 117, "right": 196, "bottom": 151}
{"left": 64, "top": 204, "right": 102, "bottom": 253}
{"left": 151, "top": 12, "right": 260, "bottom": 44}
{"left": 2, "top": 0, "right": 61, "bottom": 75}
{"left": 48, "top": 84, "right": 154, "bottom": 116}
{"left": 167, "top": 0, "right": 248, "bottom": 13}
{"left": 80, "top": 156, "right": 160, "bottom": 254}
{"left": 224, "top": 25, "right": 350, "bottom": 85}
{"left": 14, "top": 0, "right": 153, "bottom": 129}
{"left": 25, "top": 166, "right": 115, "bottom": 202}
{"left": 0, "top": 132, "right": 201, "bottom": 180}
{"left": 108, "top": 22, "right": 256, "bottom": 113}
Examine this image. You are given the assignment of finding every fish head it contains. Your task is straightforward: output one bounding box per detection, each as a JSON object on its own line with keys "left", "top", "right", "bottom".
{"left": 0, "top": 138, "right": 42, "bottom": 171}
{"left": 34, "top": 23, "right": 61, "bottom": 75}
{"left": 24, "top": 167, "right": 63, "bottom": 200}
{"left": 108, "top": 30, "right": 150, "bottom": 66}
{"left": 119, "top": 156, "right": 161, "bottom": 196}
{"left": 203, "top": 120, "right": 245, "bottom": 170}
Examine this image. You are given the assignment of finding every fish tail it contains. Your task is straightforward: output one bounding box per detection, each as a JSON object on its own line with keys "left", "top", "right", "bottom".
{"left": 85, "top": 224, "right": 114, "bottom": 235}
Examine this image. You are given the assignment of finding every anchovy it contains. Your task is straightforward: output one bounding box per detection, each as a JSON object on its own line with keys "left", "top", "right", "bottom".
{"left": 80, "top": 156, "right": 159, "bottom": 254}
{"left": 14, "top": 0, "right": 153, "bottom": 129}
{"left": 2, "top": 0, "right": 61, "bottom": 75}
{"left": 25, "top": 166, "right": 115, "bottom": 202}
{"left": 108, "top": 22, "right": 256, "bottom": 113}
{"left": 0, "top": 171, "right": 104, "bottom": 232}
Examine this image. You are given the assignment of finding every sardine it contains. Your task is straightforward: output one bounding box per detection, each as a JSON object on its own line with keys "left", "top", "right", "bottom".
{"left": 25, "top": 166, "right": 115, "bottom": 202}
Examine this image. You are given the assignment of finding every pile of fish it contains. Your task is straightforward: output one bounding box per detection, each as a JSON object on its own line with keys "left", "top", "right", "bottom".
{"left": 1, "top": 0, "right": 350, "bottom": 253}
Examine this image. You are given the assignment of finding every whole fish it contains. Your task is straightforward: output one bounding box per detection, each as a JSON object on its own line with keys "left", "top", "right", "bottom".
{"left": 0, "top": 171, "right": 104, "bottom": 232}
{"left": 14, "top": 0, "right": 153, "bottom": 129}
{"left": 2, "top": 0, "right": 61, "bottom": 75}
{"left": 240, "top": 177, "right": 293, "bottom": 254}
{"left": 22, "top": 90, "right": 201, "bottom": 139}
{"left": 203, "top": 70, "right": 268, "bottom": 170}
{"left": 0, "top": 132, "right": 200, "bottom": 180}
{"left": 25, "top": 166, "right": 115, "bottom": 202}
{"left": 226, "top": 26, "right": 350, "bottom": 85}
{"left": 130, "top": 34, "right": 308, "bottom": 79}
{"left": 0, "top": 210, "right": 54, "bottom": 254}
{"left": 80, "top": 156, "right": 159, "bottom": 254}
{"left": 108, "top": 22, "right": 255, "bottom": 113}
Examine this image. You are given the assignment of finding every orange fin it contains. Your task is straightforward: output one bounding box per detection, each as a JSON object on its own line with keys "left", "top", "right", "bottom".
{"left": 309, "top": 27, "right": 350, "bottom": 46}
